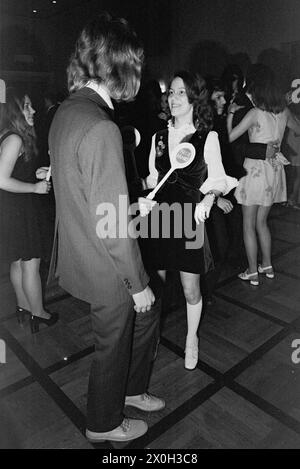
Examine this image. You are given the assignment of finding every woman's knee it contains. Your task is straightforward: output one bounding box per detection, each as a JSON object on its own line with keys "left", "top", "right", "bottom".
{"left": 182, "top": 284, "right": 201, "bottom": 304}
{"left": 21, "top": 258, "right": 41, "bottom": 277}
{"left": 10, "top": 260, "right": 21, "bottom": 275}
{"left": 256, "top": 208, "right": 271, "bottom": 231}
{"left": 243, "top": 217, "right": 256, "bottom": 232}
{"left": 157, "top": 270, "right": 166, "bottom": 282}
{"left": 256, "top": 218, "right": 268, "bottom": 232}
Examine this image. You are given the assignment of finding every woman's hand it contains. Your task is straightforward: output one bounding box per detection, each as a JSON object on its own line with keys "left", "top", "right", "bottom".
{"left": 194, "top": 194, "right": 215, "bottom": 223}
{"left": 138, "top": 197, "right": 157, "bottom": 217}
{"left": 34, "top": 180, "right": 51, "bottom": 194}
{"left": 35, "top": 166, "right": 50, "bottom": 180}
{"left": 216, "top": 197, "right": 233, "bottom": 214}
{"left": 266, "top": 140, "right": 280, "bottom": 159}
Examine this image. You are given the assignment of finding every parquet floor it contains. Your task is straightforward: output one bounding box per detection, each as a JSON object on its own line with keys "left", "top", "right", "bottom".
{"left": 0, "top": 204, "right": 300, "bottom": 449}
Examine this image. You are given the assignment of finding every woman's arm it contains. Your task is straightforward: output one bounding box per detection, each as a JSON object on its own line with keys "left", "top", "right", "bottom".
{"left": 145, "top": 134, "right": 159, "bottom": 189}
{"left": 227, "top": 106, "right": 257, "bottom": 142}
{"left": 200, "top": 131, "right": 238, "bottom": 195}
{"left": 0, "top": 134, "right": 47, "bottom": 193}
{"left": 195, "top": 131, "right": 238, "bottom": 223}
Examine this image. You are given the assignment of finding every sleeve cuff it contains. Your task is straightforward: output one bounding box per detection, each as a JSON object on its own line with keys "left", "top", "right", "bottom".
{"left": 200, "top": 175, "right": 239, "bottom": 195}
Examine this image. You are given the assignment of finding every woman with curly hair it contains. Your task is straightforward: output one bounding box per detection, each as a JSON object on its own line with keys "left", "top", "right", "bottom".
{"left": 0, "top": 88, "right": 58, "bottom": 333}
{"left": 139, "top": 71, "right": 238, "bottom": 370}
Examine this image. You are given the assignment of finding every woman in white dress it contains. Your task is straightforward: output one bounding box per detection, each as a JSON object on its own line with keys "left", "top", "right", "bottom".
{"left": 139, "top": 71, "right": 237, "bottom": 369}
{"left": 227, "top": 75, "right": 300, "bottom": 285}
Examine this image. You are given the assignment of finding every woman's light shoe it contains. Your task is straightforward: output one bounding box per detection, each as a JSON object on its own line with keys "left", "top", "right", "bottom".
{"left": 184, "top": 337, "right": 199, "bottom": 370}
{"left": 238, "top": 270, "right": 259, "bottom": 286}
{"left": 258, "top": 264, "right": 274, "bottom": 279}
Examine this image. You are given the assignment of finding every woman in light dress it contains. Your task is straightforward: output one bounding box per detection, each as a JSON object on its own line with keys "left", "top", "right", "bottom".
{"left": 227, "top": 75, "right": 300, "bottom": 285}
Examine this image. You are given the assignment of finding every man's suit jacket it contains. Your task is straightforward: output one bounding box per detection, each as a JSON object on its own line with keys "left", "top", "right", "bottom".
{"left": 49, "top": 87, "right": 149, "bottom": 304}
{"left": 231, "top": 92, "right": 267, "bottom": 174}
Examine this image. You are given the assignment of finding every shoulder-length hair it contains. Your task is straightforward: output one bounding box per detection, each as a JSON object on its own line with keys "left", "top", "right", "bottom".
{"left": 248, "top": 75, "right": 286, "bottom": 114}
{"left": 67, "top": 12, "right": 144, "bottom": 102}
{"left": 169, "top": 70, "right": 213, "bottom": 135}
{"left": 0, "top": 88, "right": 37, "bottom": 161}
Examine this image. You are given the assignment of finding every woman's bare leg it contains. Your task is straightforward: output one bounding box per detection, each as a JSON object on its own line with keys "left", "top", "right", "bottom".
{"left": 10, "top": 260, "right": 31, "bottom": 310}
{"left": 242, "top": 205, "right": 259, "bottom": 273}
{"left": 21, "top": 258, "right": 50, "bottom": 318}
{"left": 157, "top": 270, "right": 167, "bottom": 283}
{"left": 256, "top": 205, "right": 272, "bottom": 268}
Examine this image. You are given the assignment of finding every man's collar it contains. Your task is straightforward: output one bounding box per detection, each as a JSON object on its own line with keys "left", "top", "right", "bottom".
{"left": 85, "top": 81, "right": 114, "bottom": 110}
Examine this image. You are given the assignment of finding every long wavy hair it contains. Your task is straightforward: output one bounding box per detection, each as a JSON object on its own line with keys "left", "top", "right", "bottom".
{"left": 169, "top": 71, "right": 213, "bottom": 135}
{"left": 0, "top": 88, "right": 37, "bottom": 161}
{"left": 67, "top": 12, "right": 144, "bottom": 102}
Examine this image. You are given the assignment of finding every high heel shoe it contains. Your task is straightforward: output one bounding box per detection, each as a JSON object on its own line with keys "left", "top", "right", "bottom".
{"left": 30, "top": 311, "right": 59, "bottom": 334}
{"left": 258, "top": 264, "right": 274, "bottom": 278}
{"left": 238, "top": 269, "right": 259, "bottom": 286}
{"left": 16, "top": 306, "right": 31, "bottom": 324}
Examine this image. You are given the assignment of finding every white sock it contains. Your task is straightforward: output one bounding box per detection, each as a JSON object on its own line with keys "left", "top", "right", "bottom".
{"left": 186, "top": 298, "right": 202, "bottom": 344}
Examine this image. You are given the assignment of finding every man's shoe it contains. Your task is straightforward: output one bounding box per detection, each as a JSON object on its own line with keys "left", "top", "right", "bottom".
{"left": 125, "top": 393, "right": 165, "bottom": 412}
{"left": 86, "top": 418, "right": 147, "bottom": 442}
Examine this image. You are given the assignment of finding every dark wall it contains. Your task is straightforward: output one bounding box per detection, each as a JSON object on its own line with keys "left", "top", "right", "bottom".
{"left": 1, "top": 0, "right": 300, "bottom": 96}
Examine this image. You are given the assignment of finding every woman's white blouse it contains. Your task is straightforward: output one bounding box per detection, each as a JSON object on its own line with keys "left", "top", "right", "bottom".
{"left": 146, "top": 124, "right": 238, "bottom": 195}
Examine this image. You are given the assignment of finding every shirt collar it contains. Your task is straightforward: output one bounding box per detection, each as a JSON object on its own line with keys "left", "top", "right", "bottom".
{"left": 85, "top": 81, "right": 114, "bottom": 110}
{"left": 168, "top": 120, "right": 196, "bottom": 133}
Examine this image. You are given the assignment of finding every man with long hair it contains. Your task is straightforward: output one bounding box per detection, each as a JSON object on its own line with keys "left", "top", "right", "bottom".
{"left": 49, "top": 13, "right": 164, "bottom": 443}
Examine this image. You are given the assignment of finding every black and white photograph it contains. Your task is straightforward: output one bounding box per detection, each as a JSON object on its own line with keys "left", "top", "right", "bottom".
{"left": 0, "top": 0, "right": 300, "bottom": 454}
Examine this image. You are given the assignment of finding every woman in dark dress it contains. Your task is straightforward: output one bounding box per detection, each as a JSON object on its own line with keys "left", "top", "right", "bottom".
{"left": 139, "top": 71, "right": 238, "bottom": 369}
{"left": 0, "top": 88, "right": 58, "bottom": 333}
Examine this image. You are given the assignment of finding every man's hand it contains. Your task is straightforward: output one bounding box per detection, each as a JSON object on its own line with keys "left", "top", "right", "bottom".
{"left": 132, "top": 286, "right": 155, "bottom": 313}
{"left": 266, "top": 140, "right": 280, "bottom": 159}
{"left": 217, "top": 197, "right": 233, "bottom": 214}
{"left": 138, "top": 197, "right": 157, "bottom": 217}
